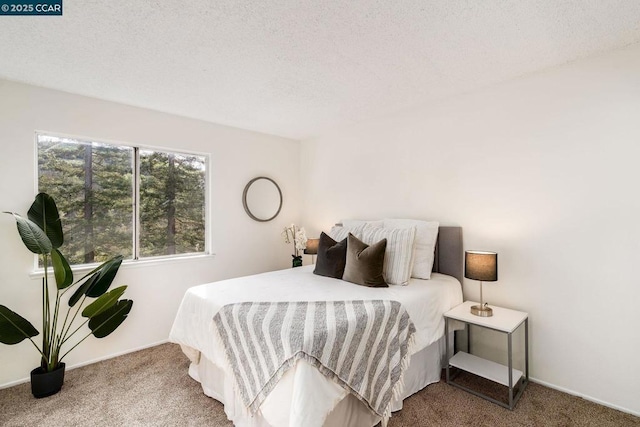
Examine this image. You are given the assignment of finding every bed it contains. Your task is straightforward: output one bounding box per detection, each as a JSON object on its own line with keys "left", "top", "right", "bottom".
{"left": 169, "top": 225, "right": 463, "bottom": 427}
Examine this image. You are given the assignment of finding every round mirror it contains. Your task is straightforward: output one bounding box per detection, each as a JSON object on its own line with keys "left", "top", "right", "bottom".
{"left": 242, "top": 177, "right": 283, "bottom": 222}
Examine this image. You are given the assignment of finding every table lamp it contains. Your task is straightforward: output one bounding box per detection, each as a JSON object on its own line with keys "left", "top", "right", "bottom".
{"left": 304, "top": 238, "right": 319, "bottom": 263}
{"left": 465, "top": 250, "right": 498, "bottom": 317}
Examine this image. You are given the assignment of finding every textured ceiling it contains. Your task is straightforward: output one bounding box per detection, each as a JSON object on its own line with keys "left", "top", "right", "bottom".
{"left": 1, "top": 1, "right": 639, "bottom": 140}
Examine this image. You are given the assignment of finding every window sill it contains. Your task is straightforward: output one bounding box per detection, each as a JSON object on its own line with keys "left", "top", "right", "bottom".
{"left": 29, "top": 253, "right": 216, "bottom": 280}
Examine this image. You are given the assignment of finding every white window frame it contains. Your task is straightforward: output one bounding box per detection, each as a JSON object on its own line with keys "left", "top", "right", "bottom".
{"left": 33, "top": 131, "right": 212, "bottom": 273}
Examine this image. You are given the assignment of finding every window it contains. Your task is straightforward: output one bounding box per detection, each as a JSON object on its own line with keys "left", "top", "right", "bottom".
{"left": 37, "top": 133, "right": 208, "bottom": 266}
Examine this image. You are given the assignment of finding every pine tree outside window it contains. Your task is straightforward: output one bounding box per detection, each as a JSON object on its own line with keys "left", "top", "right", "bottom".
{"left": 36, "top": 133, "right": 208, "bottom": 267}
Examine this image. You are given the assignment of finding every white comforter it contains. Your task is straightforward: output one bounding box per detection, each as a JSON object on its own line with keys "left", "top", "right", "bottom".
{"left": 169, "top": 266, "right": 462, "bottom": 426}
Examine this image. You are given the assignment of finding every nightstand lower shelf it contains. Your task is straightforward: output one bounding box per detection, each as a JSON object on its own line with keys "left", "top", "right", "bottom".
{"left": 449, "top": 351, "right": 523, "bottom": 387}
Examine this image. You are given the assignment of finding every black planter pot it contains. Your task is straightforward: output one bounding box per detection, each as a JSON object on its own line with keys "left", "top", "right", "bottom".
{"left": 292, "top": 255, "right": 303, "bottom": 268}
{"left": 30, "top": 363, "right": 65, "bottom": 398}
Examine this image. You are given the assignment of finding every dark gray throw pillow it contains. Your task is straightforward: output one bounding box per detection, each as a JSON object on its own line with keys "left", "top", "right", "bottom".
{"left": 313, "top": 232, "right": 348, "bottom": 279}
{"left": 343, "top": 233, "right": 388, "bottom": 287}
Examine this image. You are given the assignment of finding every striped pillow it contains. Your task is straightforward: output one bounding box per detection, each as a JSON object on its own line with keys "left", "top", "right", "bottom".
{"left": 328, "top": 223, "right": 366, "bottom": 242}
{"left": 360, "top": 224, "right": 417, "bottom": 286}
{"left": 383, "top": 219, "right": 439, "bottom": 279}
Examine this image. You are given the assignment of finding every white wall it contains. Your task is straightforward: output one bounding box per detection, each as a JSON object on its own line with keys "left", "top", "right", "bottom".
{"left": 300, "top": 43, "right": 640, "bottom": 415}
{"left": 0, "top": 80, "right": 300, "bottom": 387}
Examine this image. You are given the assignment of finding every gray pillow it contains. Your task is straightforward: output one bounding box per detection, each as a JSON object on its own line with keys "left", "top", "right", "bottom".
{"left": 313, "top": 232, "right": 347, "bottom": 279}
{"left": 343, "top": 233, "right": 388, "bottom": 288}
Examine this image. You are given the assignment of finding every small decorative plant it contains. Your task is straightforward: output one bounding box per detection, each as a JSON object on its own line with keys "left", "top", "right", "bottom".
{"left": 281, "top": 223, "right": 307, "bottom": 267}
{"left": 0, "top": 193, "right": 133, "bottom": 394}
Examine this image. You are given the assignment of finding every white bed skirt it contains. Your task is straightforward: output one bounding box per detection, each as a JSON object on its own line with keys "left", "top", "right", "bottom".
{"left": 185, "top": 333, "right": 451, "bottom": 427}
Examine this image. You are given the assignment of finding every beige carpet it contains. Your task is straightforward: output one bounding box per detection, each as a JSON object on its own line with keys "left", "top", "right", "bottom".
{"left": 0, "top": 343, "right": 637, "bottom": 427}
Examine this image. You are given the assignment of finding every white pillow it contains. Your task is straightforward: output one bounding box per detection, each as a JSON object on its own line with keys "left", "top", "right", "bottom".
{"left": 340, "top": 219, "right": 384, "bottom": 229}
{"left": 328, "top": 223, "right": 366, "bottom": 242}
{"left": 383, "top": 219, "right": 439, "bottom": 279}
{"left": 360, "top": 224, "right": 417, "bottom": 286}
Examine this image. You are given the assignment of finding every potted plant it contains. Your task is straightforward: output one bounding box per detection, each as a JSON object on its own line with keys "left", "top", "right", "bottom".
{"left": 281, "top": 224, "right": 308, "bottom": 267}
{"left": 0, "top": 193, "right": 133, "bottom": 398}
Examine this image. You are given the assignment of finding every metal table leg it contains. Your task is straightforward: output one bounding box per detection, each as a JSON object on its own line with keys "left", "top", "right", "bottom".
{"left": 508, "top": 332, "right": 513, "bottom": 409}
{"left": 445, "top": 317, "right": 450, "bottom": 383}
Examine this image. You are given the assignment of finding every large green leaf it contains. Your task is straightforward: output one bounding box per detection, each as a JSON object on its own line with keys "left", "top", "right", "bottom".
{"left": 27, "top": 193, "right": 63, "bottom": 249}
{"left": 51, "top": 248, "right": 73, "bottom": 290}
{"left": 68, "top": 273, "right": 99, "bottom": 307}
{"left": 72, "top": 257, "right": 121, "bottom": 287}
{"left": 86, "top": 256, "right": 123, "bottom": 298}
{"left": 0, "top": 305, "right": 39, "bottom": 345}
{"left": 88, "top": 300, "right": 133, "bottom": 338}
{"left": 4, "top": 213, "right": 52, "bottom": 255}
{"left": 82, "top": 286, "right": 127, "bottom": 318}
{"left": 69, "top": 255, "right": 123, "bottom": 306}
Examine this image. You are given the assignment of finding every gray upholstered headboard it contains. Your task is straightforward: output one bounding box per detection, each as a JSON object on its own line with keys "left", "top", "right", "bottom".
{"left": 433, "top": 226, "right": 463, "bottom": 285}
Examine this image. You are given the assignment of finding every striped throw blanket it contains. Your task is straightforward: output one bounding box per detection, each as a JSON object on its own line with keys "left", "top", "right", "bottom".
{"left": 212, "top": 300, "right": 416, "bottom": 423}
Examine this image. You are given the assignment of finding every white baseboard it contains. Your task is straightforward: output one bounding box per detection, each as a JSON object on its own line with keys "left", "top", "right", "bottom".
{"left": 0, "top": 339, "right": 169, "bottom": 390}
{"left": 530, "top": 376, "right": 639, "bottom": 417}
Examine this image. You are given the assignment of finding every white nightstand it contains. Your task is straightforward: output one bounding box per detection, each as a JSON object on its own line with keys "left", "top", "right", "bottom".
{"left": 444, "top": 301, "right": 529, "bottom": 410}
